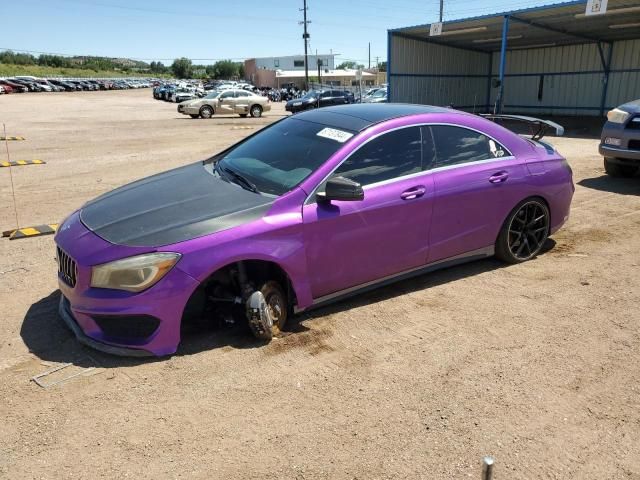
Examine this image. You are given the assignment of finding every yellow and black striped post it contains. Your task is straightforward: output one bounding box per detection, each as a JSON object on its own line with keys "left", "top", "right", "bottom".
{"left": 0, "top": 159, "right": 46, "bottom": 168}
{"left": 2, "top": 224, "right": 58, "bottom": 240}
{"left": 0, "top": 136, "right": 26, "bottom": 141}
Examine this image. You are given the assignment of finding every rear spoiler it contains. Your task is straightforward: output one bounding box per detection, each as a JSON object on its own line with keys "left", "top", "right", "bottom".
{"left": 480, "top": 114, "right": 564, "bottom": 141}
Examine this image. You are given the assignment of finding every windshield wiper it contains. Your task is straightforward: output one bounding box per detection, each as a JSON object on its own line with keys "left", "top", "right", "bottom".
{"left": 213, "top": 161, "right": 230, "bottom": 182}
{"left": 222, "top": 166, "right": 260, "bottom": 194}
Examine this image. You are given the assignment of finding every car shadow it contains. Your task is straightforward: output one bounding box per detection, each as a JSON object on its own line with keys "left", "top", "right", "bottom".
{"left": 23, "top": 245, "right": 558, "bottom": 366}
{"left": 578, "top": 174, "right": 640, "bottom": 195}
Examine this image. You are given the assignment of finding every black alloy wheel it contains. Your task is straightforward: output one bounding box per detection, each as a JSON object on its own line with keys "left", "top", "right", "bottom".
{"left": 497, "top": 199, "right": 550, "bottom": 263}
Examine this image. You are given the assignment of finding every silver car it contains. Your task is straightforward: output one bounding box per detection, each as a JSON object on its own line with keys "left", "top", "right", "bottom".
{"left": 177, "top": 89, "right": 271, "bottom": 118}
{"left": 362, "top": 88, "right": 387, "bottom": 104}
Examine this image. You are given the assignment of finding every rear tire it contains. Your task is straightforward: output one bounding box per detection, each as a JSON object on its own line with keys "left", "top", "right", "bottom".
{"left": 496, "top": 198, "right": 550, "bottom": 264}
{"left": 200, "top": 105, "right": 214, "bottom": 119}
{"left": 250, "top": 105, "right": 263, "bottom": 118}
{"left": 604, "top": 157, "right": 638, "bottom": 177}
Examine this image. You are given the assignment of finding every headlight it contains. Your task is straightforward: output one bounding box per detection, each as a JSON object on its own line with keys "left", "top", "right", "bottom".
{"left": 91, "top": 253, "right": 181, "bottom": 292}
{"left": 607, "top": 108, "right": 630, "bottom": 124}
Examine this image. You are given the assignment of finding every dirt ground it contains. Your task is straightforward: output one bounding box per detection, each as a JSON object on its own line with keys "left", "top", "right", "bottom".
{"left": 0, "top": 89, "right": 639, "bottom": 480}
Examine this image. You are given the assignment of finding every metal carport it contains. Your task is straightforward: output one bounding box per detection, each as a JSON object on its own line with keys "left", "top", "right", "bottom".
{"left": 387, "top": 0, "right": 640, "bottom": 116}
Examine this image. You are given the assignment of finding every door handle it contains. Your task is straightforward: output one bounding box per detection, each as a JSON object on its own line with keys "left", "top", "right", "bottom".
{"left": 400, "top": 186, "right": 426, "bottom": 200}
{"left": 489, "top": 171, "right": 509, "bottom": 183}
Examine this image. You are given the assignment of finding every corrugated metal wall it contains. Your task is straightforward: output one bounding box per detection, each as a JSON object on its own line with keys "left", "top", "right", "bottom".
{"left": 390, "top": 35, "right": 490, "bottom": 111}
{"left": 490, "top": 43, "right": 604, "bottom": 116}
{"left": 607, "top": 39, "right": 640, "bottom": 107}
{"left": 390, "top": 34, "right": 640, "bottom": 116}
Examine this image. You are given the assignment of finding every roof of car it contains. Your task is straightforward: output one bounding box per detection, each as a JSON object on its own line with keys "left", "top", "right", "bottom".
{"left": 293, "top": 103, "right": 456, "bottom": 132}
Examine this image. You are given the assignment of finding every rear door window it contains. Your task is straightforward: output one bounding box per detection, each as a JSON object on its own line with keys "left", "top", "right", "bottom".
{"left": 430, "top": 125, "right": 508, "bottom": 168}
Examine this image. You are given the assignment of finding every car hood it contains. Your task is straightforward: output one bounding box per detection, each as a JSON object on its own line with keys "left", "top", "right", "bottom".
{"left": 184, "top": 98, "right": 209, "bottom": 106}
{"left": 619, "top": 99, "right": 640, "bottom": 114}
{"left": 80, "top": 163, "right": 274, "bottom": 248}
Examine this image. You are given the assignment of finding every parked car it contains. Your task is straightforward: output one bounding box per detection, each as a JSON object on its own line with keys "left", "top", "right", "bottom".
{"left": 599, "top": 99, "right": 640, "bottom": 177}
{"left": 13, "top": 76, "right": 53, "bottom": 92}
{"left": 49, "top": 79, "right": 77, "bottom": 92}
{"left": 0, "top": 79, "right": 27, "bottom": 93}
{"left": 285, "top": 89, "right": 354, "bottom": 113}
{"left": 36, "top": 79, "right": 60, "bottom": 91}
{"left": 9, "top": 78, "right": 42, "bottom": 92}
{"left": 54, "top": 103, "right": 573, "bottom": 356}
{"left": 178, "top": 89, "right": 271, "bottom": 118}
{"left": 362, "top": 88, "right": 387, "bottom": 103}
{"left": 170, "top": 87, "right": 198, "bottom": 103}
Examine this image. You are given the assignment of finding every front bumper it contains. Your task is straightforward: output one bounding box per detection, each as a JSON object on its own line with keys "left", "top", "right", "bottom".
{"left": 599, "top": 144, "right": 640, "bottom": 163}
{"left": 55, "top": 212, "right": 200, "bottom": 356}
{"left": 178, "top": 105, "right": 200, "bottom": 115}
{"left": 58, "top": 296, "right": 153, "bottom": 357}
{"left": 600, "top": 119, "right": 640, "bottom": 162}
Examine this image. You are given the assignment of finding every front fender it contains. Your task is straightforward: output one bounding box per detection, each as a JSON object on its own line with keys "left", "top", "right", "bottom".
{"left": 163, "top": 189, "right": 314, "bottom": 309}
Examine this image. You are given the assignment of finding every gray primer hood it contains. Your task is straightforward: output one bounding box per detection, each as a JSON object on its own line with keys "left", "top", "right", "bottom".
{"left": 80, "top": 163, "right": 273, "bottom": 247}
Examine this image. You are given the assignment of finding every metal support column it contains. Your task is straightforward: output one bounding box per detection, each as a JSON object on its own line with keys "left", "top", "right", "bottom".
{"left": 496, "top": 15, "right": 510, "bottom": 113}
{"left": 599, "top": 42, "right": 614, "bottom": 116}
{"left": 387, "top": 30, "right": 393, "bottom": 103}
{"left": 485, "top": 52, "right": 493, "bottom": 113}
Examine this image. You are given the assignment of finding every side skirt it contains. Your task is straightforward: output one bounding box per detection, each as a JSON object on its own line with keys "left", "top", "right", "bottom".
{"left": 295, "top": 246, "right": 495, "bottom": 314}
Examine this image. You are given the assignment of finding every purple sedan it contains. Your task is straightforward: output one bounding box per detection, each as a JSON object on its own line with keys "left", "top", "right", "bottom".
{"left": 54, "top": 104, "right": 574, "bottom": 356}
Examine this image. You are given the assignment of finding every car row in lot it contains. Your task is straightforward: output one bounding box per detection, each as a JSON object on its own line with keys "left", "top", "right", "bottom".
{"left": 153, "top": 83, "right": 205, "bottom": 102}
{"left": 153, "top": 80, "right": 259, "bottom": 103}
{"left": 0, "top": 76, "right": 154, "bottom": 94}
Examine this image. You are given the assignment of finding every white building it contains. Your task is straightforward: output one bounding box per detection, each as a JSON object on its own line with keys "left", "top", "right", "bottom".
{"left": 252, "top": 54, "right": 336, "bottom": 71}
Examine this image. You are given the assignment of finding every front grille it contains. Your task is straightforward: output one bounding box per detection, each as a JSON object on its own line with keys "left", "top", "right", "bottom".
{"left": 629, "top": 140, "right": 640, "bottom": 151}
{"left": 56, "top": 246, "right": 77, "bottom": 287}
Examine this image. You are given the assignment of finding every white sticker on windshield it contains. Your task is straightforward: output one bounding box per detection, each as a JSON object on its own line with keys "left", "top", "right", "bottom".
{"left": 316, "top": 127, "right": 354, "bottom": 143}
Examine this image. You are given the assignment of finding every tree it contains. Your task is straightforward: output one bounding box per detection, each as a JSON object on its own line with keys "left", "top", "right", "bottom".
{"left": 211, "top": 60, "right": 240, "bottom": 79}
{"left": 171, "top": 57, "right": 193, "bottom": 78}
{"left": 377, "top": 61, "right": 387, "bottom": 72}
{"left": 337, "top": 61, "right": 364, "bottom": 70}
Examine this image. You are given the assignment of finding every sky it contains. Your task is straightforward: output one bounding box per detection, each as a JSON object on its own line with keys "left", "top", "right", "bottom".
{"left": 3, "top": 0, "right": 560, "bottom": 66}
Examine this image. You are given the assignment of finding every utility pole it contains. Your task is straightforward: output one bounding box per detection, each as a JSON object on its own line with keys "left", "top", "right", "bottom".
{"left": 439, "top": 0, "right": 443, "bottom": 22}
{"left": 368, "top": 42, "right": 371, "bottom": 69}
{"left": 375, "top": 56, "right": 380, "bottom": 69}
{"left": 299, "top": 0, "right": 311, "bottom": 90}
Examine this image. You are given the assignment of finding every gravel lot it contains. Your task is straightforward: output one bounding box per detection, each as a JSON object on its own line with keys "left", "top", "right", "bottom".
{"left": 1, "top": 89, "right": 639, "bottom": 479}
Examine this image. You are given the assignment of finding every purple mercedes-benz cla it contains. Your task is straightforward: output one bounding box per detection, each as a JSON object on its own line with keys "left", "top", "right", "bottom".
{"left": 54, "top": 104, "right": 574, "bottom": 356}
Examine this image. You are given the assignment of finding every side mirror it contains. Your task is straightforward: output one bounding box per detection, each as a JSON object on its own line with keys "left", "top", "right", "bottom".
{"left": 317, "top": 176, "right": 364, "bottom": 203}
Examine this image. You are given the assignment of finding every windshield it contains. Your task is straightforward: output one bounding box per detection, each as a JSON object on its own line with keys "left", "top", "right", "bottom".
{"left": 216, "top": 118, "right": 354, "bottom": 196}
{"left": 302, "top": 91, "right": 318, "bottom": 100}
{"left": 372, "top": 89, "right": 387, "bottom": 98}
{"left": 205, "top": 91, "right": 221, "bottom": 99}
